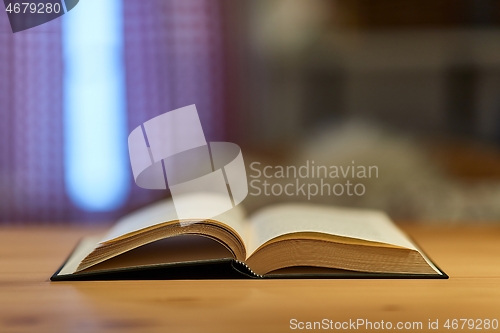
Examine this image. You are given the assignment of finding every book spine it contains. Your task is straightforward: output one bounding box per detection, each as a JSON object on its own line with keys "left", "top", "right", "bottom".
{"left": 233, "top": 260, "right": 262, "bottom": 278}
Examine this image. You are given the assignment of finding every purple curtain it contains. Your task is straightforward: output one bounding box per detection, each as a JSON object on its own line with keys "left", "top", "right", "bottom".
{"left": 123, "top": 0, "right": 227, "bottom": 212}
{"left": 0, "top": 0, "right": 227, "bottom": 223}
{"left": 0, "top": 15, "right": 69, "bottom": 224}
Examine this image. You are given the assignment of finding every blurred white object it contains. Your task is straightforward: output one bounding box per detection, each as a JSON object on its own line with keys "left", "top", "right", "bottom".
{"left": 295, "top": 120, "right": 500, "bottom": 222}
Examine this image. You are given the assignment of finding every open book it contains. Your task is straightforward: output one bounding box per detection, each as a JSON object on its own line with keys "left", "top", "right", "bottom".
{"left": 51, "top": 197, "right": 447, "bottom": 280}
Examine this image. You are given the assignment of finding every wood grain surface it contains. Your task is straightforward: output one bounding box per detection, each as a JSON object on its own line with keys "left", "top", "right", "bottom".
{"left": 0, "top": 224, "right": 499, "bottom": 332}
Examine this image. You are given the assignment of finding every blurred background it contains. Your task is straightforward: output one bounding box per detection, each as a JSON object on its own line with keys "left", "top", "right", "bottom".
{"left": 2, "top": 0, "right": 500, "bottom": 224}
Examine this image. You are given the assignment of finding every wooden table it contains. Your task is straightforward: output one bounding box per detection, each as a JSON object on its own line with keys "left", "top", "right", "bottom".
{"left": 1, "top": 225, "right": 499, "bottom": 332}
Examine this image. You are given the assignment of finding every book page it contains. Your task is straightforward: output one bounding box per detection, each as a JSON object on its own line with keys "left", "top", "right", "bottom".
{"left": 246, "top": 203, "right": 417, "bottom": 256}
{"left": 100, "top": 195, "right": 249, "bottom": 244}
{"left": 58, "top": 236, "right": 102, "bottom": 275}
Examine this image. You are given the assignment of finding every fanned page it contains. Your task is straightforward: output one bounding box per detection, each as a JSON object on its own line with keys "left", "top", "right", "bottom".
{"left": 246, "top": 203, "right": 441, "bottom": 275}
{"left": 99, "top": 195, "right": 249, "bottom": 246}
